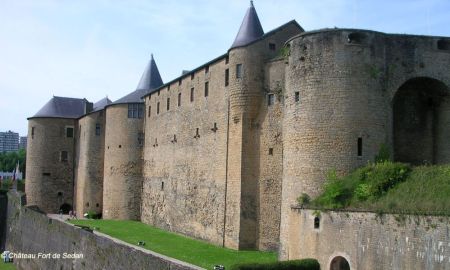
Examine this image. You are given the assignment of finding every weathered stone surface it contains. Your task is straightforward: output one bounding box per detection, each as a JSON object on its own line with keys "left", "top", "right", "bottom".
{"left": 287, "top": 208, "right": 450, "bottom": 270}
{"left": 5, "top": 192, "right": 202, "bottom": 270}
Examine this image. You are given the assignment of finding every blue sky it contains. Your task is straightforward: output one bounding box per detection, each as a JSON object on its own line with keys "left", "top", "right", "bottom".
{"left": 1, "top": 0, "right": 450, "bottom": 136}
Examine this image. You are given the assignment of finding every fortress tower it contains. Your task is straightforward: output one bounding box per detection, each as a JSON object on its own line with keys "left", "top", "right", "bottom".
{"left": 74, "top": 97, "right": 111, "bottom": 218}
{"left": 26, "top": 97, "right": 92, "bottom": 213}
{"left": 102, "top": 55, "right": 163, "bottom": 220}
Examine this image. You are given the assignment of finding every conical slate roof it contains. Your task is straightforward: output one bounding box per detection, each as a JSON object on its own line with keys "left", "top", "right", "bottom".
{"left": 230, "top": 1, "right": 264, "bottom": 49}
{"left": 112, "top": 54, "right": 163, "bottom": 105}
{"left": 30, "top": 96, "right": 90, "bottom": 119}
{"left": 93, "top": 97, "right": 112, "bottom": 112}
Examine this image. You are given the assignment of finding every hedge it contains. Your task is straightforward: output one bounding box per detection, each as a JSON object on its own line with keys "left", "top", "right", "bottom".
{"left": 229, "top": 258, "right": 320, "bottom": 270}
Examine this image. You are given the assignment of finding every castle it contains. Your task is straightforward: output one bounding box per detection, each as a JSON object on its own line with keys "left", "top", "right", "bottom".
{"left": 25, "top": 1, "right": 450, "bottom": 261}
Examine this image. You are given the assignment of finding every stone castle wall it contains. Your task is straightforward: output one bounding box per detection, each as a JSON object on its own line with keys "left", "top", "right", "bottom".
{"left": 5, "top": 191, "right": 201, "bottom": 270}
{"left": 74, "top": 110, "right": 106, "bottom": 217}
{"left": 279, "top": 29, "right": 450, "bottom": 258}
{"left": 25, "top": 118, "right": 76, "bottom": 213}
{"left": 142, "top": 55, "right": 230, "bottom": 246}
{"left": 103, "top": 104, "right": 144, "bottom": 220}
{"left": 286, "top": 208, "right": 450, "bottom": 270}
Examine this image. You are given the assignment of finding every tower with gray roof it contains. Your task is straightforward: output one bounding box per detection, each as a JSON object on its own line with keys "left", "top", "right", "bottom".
{"left": 102, "top": 55, "right": 163, "bottom": 220}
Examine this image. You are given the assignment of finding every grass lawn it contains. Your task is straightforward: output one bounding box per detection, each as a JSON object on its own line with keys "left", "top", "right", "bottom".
{"left": 69, "top": 219, "right": 277, "bottom": 269}
{"left": 0, "top": 261, "right": 16, "bottom": 270}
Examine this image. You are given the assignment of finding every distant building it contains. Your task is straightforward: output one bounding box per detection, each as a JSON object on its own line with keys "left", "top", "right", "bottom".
{"left": 0, "top": 131, "right": 19, "bottom": 153}
{"left": 19, "top": 136, "right": 27, "bottom": 150}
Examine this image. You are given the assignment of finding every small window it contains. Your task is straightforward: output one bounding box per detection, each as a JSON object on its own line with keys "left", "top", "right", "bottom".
{"left": 161, "top": 182, "right": 164, "bottom": 191}
{"left": 57, "top": 191, "right": 63, "bottom": 197}
{"left": 269, "top": 43, "right": 276, "bottom": 51}
{"left": 66, "top": 127, "right": 74, "bottom": 138}
{"left": 138, "top": 104, "right": 143, "bottom": 118}
{"left": 205, "top": 82, "right": 209, "bottom": 97}
{"left": 86, "top": 202, "right": 90, "bottom": 207}
{"left": 225, "top": 69, "right": 229, "bottom": 86}
{"left": 358, "top": 137, "right": 363, "bottom": 157}
{"left": 60, "top": 151, "right": 68, "bottom": 162}
{"left": 225, "top": 55, "right": 229, "bottom": 64}
{"left": 205, "top": 65, "right": 209, "bottom": 74}
{"left": 148, "top": 106, "right": 151, "bottom": 117}
{"left": 314, "top": 217, "right": 320, "bottom": 229}
{"left": 95, "top": 123, "right": 101, "bottom": 136}
{"left": 167, "top": 98, "right": 170, "bottom": 111}
{"left": 191, "top": 73, "right": 195, "bottom": 80}
{"left": 178, "top": 93, "right": 181, "bottom": 107}
{"left": 168, "top": 84, "right": 171, "bottom": 91}
{"left": 236, "top": 64, "right": 242, "bottom": 79}
{"left": 157, "top": 102, "right": 160, "bottom": 114}
{"left": 437, "top": 39, "right": 450, "bottom": 50}
{"left": 268, "top": 94, "right": 275, "bottom": 106}
{"left": 178, "top": 79, "right": 182, "bottom": 86}
{"left": 269, "top": 148, "right": 273, "bottom": 155}
{"left": 79, "top": 125, "right": 81, "bottom": 138}
{"left": 96, "top": 203, "right": 99, "bottom": 207}
{"left": 138, "top": 132, "right": 144, "bottom": 147}
{"left": 157, "top": 90, "right": 160, "bottom": 96}
{"left": 31, "top": 127, "right": 35, "bottom": 139}
{"left": 191, "top": 88, "right": 195, "bottom": 102}
{"left": 295, "top": 92, "right": 300, "bottom": 102}
{"left": 43, "top": 172, "right": 51, "bottom": 176}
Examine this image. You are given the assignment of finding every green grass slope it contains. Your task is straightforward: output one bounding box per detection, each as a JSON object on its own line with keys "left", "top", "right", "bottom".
{"left": 307, "top": 162, "right": 450, "bottom": 215}
{"left": 69, "top": 220, "right": 276, "bottom": 269}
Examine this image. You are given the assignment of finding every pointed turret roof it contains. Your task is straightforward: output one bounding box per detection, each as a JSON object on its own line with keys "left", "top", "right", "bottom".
{"left": 112, "top": 54, "right": 163, "bottom": 105}
{"left": 93, "top": 97, "right": 112, "bottom": 112}
{"left": 231, "top": 1, "right": 264, "bottom": 49}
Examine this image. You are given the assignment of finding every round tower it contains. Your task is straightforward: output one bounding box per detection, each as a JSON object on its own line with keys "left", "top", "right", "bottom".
{"left": 279, "top": 29, "right": 389, "bottom": 258}
{"left": 102, "top": 55, "right": 163, "bottom": 220}
{"left": 26, "top": 97, "right": 91, "bottom": 213}
{"left": 74, "top": 97, "right": 111, "bottom": 218}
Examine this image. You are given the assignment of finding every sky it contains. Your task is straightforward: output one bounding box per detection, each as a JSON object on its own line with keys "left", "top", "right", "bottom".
{"left": 1, "top": 0, "right": 450, "bottom": 136}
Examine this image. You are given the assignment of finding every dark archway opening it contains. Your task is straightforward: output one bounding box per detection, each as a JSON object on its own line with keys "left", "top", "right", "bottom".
{"left": 393, "top": 77, "right": 449, "bottom": 165}
{"left": 59, "top": 203, "right": 72, "bottom": 214}
{"left": 330, "top": 256, "right": 350, "bottom": 270}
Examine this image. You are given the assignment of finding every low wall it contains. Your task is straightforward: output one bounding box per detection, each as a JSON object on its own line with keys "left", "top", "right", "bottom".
{"left": 5, "top": 191, "right": 203, "bottom": 270}
{"left": 0, "top": 190, "right": 7, "bottom": 251}
{"left": 286, "top": 208, "right": 450, "bottom": 270}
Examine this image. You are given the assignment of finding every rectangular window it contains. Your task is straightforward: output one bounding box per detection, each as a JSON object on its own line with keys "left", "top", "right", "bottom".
{"left": 168, "top": 84, "right": 171, "bottom": 91}
{"left": 178, "top": 93, "right": 181, "bottom": 107}
{"left": 358, "top": 137, "right": 363, "bottom": 157}
{"left": 31, "top": 127, "right": 35, "bottom": 139}
{"left": 95, "top": 124, "right": 101, "bottom": 136}
{"left": 268, "top": 94, "right": 275, "bottom": 106}
{"left": 178, "top": 79, "right": 182, "bottom": 86}
{"left": 225, "top": 55, "right": 229, "bottom": 64}
{"left": 148, "top": 106, "right": 151, "bottom": 117}
{"left": 295, "top": 91, "right": 300, "bottom": 102}
{"left": 167, "top": 98, "right": 170, "bottom": 111}
{"left": 66, "top": 127, "right": 74, "bottom": 138}
{"left": 236, "top": 64, "right": 242, "bottom": 78}
{"left": 225, "top": 69, "right": 229, "bottom": 86}
{"left": 60, "top": 151, "right": 68, "bottom": 162}
{"left": 204, "top": 82, "right": 209, "bottom": 97}
{"left": 128, "top": 103, "right": 144, "bottom": 118}
{"left": 191, "top": 73, "right": 194, "bottom": 80}
{"left": 157, "top": 102, "right": 160, "bottom": 114}
{"left": 269, "top": 148, "right": 273, "bottom": 155}
{"left": 269, "top": 43, "right": 276, "bottom": 51}
{"left": 190, "top": 87, "right": 195, "bottom": 102}
{"left": 205, "top": 65, "right": 209, "bottom": 74}
{"left": 157, "top": 90, "right": 160, "bottom": 96}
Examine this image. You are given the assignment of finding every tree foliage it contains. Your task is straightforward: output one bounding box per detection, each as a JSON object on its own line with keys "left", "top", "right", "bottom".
{"left": 0, "top": 149, "right": 26, "bottom": 175}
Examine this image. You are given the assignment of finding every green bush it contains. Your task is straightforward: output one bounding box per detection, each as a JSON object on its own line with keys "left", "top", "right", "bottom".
{"left": 85, "top": 210, "right": 101, "bottom": 219}
{"left": 374, "top": 143, "right": 391, "bottom": 163}
{"left": 297, "top": 193, "right": 311, "bottom": 205}
{"left": 230, "top": 259, "right": 320, "bottom": 270}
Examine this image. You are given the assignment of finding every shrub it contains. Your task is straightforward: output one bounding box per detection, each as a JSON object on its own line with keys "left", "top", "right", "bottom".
{"left": 297, "top": 193, "right": 311, "bottom": 206}
{"left": 85, "top": 210, "right": 101, "bottom": 219}
{"left": 374, "top": 143, "right": 391, "bottom": 163}
{"left": 230, "top": 259, "right": 320, "bottom": 270}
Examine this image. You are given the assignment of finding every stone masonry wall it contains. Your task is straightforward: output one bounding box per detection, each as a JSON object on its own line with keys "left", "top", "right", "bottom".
{"left": 5, "top": 191, "right": 201, "bottom": 270}
{"left": 103, "top": 104, "right": 144, "bottom": 220}
{"left": 142, "top": 56, "right": 229, "bottom": 247}
{"left": 25, "top": 118, "right": 76, "bottom": 213}
{"left": 74, "top": 110, "right": 106, "bottom": 218}
{"left": 287, "top": 208, "right": 450, "bottom": 270}
{"left": 280, "top": 29, "right": 450, "bottom": 258}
